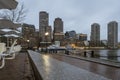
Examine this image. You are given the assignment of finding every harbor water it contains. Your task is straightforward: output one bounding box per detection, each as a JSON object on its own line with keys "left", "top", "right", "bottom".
{"left": 94, "top": 50, "right": 120, "bottom": 62}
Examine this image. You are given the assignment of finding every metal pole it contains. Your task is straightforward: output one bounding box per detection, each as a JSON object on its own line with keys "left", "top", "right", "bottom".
{"left": 7, "top": 37, "right": 9, "bottom": 47}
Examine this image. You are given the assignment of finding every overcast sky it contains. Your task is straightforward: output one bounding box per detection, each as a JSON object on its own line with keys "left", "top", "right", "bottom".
{"left": 17, "top": 0, "right": 120, "bottom": 40}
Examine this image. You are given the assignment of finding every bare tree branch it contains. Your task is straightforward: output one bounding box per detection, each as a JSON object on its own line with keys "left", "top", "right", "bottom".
{"left": 0, "top": 2, "right": 27, "bottom": 23}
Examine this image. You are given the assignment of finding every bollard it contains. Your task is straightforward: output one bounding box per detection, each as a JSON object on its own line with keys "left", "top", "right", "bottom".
{"left": 84, "top": 51, "right": 87, "bottom": 57}
{"left": 91, "top": 50, "right": 94, "bottom": 57}
{"left": 67, "top": 50, "right": 69, "bottom": 55}
{"left": 65, "top": 50, "right": 69, "bottom": 55}
{"left": 65, "top": 50, "right": 67, "bottom": 54}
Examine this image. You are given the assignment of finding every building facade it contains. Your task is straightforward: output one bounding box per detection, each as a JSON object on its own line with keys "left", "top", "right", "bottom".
{"left": 65, "top": 30, "right": 76, "bottom": 39}
{"left": 22, "top": 23, "right": 35, "bottom": 40}
{"left": 22, "top": 23, "right": 36, "bottom": 49}
{"left": 79, "top": 33, "right": 87, "bottom": 41}
{"left": 46, "top": 26, "right": 52, "bottom": 42}
{"left": 90, "top": 23, "right": 100, "bottom": 46}
{"left": 107, "top": 21, "right": 118, "bottom": 49}
{"left": 53, "top": 17, "right": 64, "bottom": 45}
{"left": 54, "top": 18, "right": 63, "bottom": 33}
{"left": 53, "top": 33, "right": 64, "bottom": 41}
{"left": 39, "top": 11, "right": 49, "bottom": 42}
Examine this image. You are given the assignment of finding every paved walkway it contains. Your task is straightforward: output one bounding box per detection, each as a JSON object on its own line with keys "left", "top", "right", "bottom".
{"left": 28, "top": 50, "right": 111, "bottom": 80}
{"left": 59, "top": 53, "right": 120, "bottom": 67}
{"left": 0, "top": 52, "right": 35, "bottom": 80}
{"left": 50, "top": 54, "right": 120, "bottom": 80}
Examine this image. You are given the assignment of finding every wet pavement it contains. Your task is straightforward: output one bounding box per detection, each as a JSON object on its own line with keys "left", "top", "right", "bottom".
{"left": 28, "top": 50, "right": 113, "bottom": 80}
{"left": 0, "top": 52, "right": 35, "bottom": 80}
{"left": 64, "top": 54, "right": 120, "bottom": 68}
{"left": 2, "top": 50, "right": 119, "bottom": 80}
{"left": 49, "top": 54, "right": 120, "bottom": 80}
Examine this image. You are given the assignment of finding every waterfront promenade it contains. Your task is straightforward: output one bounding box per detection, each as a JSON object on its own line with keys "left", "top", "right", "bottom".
{"left": 28, "top": 50, "right": 120, "bottom": 80}
{"left": 50, "top": 54, "right": 120, "bottom": 80}
{"left": 0, "top": 50, "right": 120, "bottom": 80}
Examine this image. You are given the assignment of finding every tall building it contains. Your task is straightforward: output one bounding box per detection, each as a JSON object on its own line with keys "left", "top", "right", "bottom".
{"left": 107, "top": 21, "right": 118, "bottom": 49}
{"left": 54, "top": 18, "right": 63, "bottom": 33}
{"left": 39, "top": 11, "right": 49, "bottom": 42}
{"left": 90, "top": 23, "right": 100, "bottom": 46}
{"left": 22, "top": 23, "right": 35, "bottom": 40}
{"left": 53, "top": 18, "right": 64, "bottom": 45}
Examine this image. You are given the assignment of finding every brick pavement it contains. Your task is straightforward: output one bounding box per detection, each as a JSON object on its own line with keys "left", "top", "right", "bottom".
{"left": 0, "top": 52, "right": 35, "bottom": 80}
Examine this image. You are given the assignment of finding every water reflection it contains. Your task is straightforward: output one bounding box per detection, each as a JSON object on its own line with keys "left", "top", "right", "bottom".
{"left": 42, "top": 55, "right": 51, "bottom": 75}
{"left": 107, "top": 50, "right": 118, "bottom": 61}
{"left": 94, "top": 50, "right": 120, "bottom": 62}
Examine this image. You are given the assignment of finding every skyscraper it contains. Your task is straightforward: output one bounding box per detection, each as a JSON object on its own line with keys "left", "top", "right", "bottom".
{"left": 90, "top": 23, "right": 100, "bottom": 46}
{"left": 53, "top": 17, "right": 64, "bottom": 42}
{"left": 107, "top": 21, "right": 118, "bottom": 49}
{"left": 54, "top": 18, "right": 63, "bottom": 33}
{"left": 39, "top": 11, "right": 49, "bottom": 42}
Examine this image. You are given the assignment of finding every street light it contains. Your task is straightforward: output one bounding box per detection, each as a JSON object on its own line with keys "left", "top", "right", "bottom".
{"left": 27, "top": 40, "right": 30, "bottom": 42}
{"left": 45, "top": 32, "right": 49, "bottom": 43}
{"left": 27, "top": 40, "right": 30, "bottom": 49}
{"left": 45, "top": 32, "right": 49, "bottom": 36}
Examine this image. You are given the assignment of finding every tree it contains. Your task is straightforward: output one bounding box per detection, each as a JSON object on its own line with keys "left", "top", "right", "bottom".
{"left": 0, "top": 2, "right": 27, "bottom": 23}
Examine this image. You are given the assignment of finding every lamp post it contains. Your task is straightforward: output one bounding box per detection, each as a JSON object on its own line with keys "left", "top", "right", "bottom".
{"left": 0, "top": 35, "right": 1, "bottom": 42}
{"left": 27, "top": 39, "right": 30, "bottom": 49}
{"left": 45, "top": 32, "right": 49, "bottom": 52}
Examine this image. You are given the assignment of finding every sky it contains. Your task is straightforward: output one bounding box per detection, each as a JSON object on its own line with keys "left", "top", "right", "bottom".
{"left": 17, "top": 0, "right": 120, "bottom": 40}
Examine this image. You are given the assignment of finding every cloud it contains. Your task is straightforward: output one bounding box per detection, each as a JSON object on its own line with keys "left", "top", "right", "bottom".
{"left": 17, "top": 0, "right": 120, "bottom": 41}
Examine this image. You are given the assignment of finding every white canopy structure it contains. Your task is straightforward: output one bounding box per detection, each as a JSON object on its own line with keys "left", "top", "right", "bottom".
{"left": 4, "top": 34, "right": 19, "bottom": 38}
{"left": 0, "top": 28, "right": 21, "bottom": 47}
{"left": 0, "top": 28, "right": 21, "bottom": 33}
{"left": 0, "top": 0, "right": 18, "bottom": 10}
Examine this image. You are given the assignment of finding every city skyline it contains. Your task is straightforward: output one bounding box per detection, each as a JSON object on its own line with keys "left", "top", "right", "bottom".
{"left": 18, "top": 0, "right": 120, "bottom": 41}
